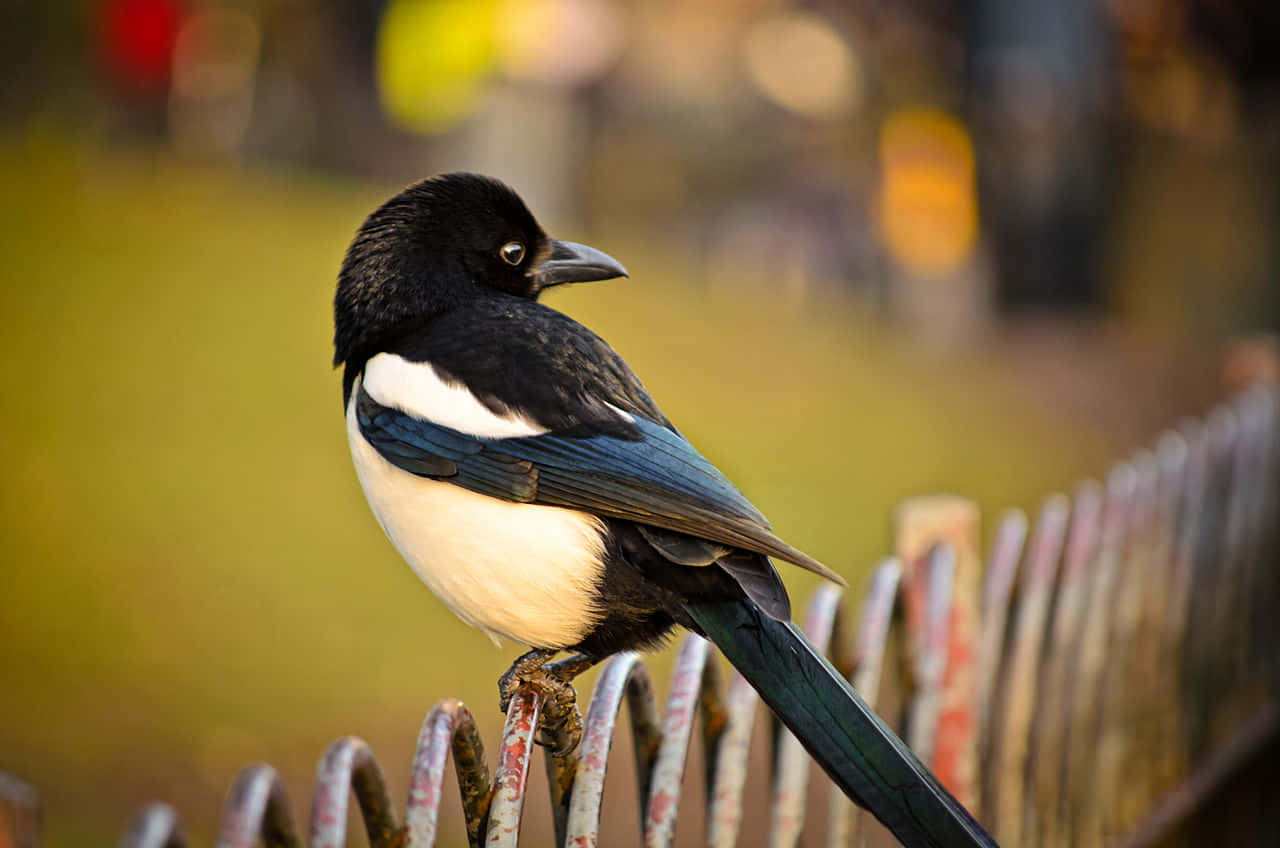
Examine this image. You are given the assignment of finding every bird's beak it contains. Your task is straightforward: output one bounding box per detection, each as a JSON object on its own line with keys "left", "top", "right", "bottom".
{"left": 535, "top": 239, "right": 628, "bottom": 289}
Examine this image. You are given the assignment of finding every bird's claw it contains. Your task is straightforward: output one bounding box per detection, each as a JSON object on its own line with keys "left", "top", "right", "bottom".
{"left": 535, "top": 690, "right": 583, "bottom": 756}
{"left": 497, "top": 661, "right": 583, "bottom": 755}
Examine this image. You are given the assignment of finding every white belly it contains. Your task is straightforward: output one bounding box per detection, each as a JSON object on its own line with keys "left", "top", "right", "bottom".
{"left": 346, "top": 393, "right": 606, "bottom": 648}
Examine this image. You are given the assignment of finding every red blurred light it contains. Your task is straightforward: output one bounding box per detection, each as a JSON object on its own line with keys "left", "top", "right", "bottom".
{"left": 98, "top": 0, "right": 184, "bottom": 93}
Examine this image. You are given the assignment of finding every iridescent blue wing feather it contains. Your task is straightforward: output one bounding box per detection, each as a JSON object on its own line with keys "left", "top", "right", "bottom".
{"left": 355, "top": 387, "right": 842, "bottom": 583}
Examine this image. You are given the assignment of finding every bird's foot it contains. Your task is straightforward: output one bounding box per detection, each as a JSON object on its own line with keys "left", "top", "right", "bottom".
{"left": 498, "top": 650, "right": 595, "bottom": 756}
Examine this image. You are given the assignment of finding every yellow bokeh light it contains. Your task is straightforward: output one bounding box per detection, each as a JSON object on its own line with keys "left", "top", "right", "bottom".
{"left": 376, "top": 0, "right": 498, "bottom": 134}
{"left": 494, "top": 0, "right": 627, "bottom": 87}
{"left": 742, "top": 11, "right": 861, "bottom": 120}
{"left": 877, "top": 108, "right": 979, "bottom": 277}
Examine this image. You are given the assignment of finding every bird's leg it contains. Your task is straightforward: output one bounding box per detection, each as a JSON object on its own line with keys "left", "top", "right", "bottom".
{"left": 538, "top": 653, "right": 600, "bottom": 754}
{"left": 546, "top": 652, "right": 597, "bottom": 681}
{"left": 497, "top": 650, "right": 599, "bottom": 755}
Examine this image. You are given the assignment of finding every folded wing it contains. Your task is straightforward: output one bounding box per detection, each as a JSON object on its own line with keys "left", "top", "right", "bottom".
{"left": 355, "top": 387, "right": 845, "bottom": 597}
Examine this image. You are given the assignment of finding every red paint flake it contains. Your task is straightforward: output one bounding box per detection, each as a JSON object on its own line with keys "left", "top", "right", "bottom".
{"left": 648, "top": 789, "right": 675, "bottom": 822}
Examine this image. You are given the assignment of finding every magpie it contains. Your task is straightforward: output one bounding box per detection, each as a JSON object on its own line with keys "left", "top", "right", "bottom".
{"left": 334, "top": 174, "right": 995, "bottom": 848}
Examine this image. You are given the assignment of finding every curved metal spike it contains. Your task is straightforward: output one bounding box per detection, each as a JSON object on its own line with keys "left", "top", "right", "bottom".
{"left": 839, "top": 558, "right": 904, "bottom": 848}
{"left": 122, "top": 803, "right": 187, "bottom": 848}
{"left": 1028, "top": 479, "right": 1102, "bottom": 846}
{"left": 310, "top": 737, "right": 402, "bottom": 848}
{"left": 985, "top": 495, "right": 1068, "bottom": 845}
{"left": 905, "top": 545, "right": 957, "bottom": 765}
{"left": 644, "top": 635, "right": 724, "bottom": 848}
{"left": 1168, "top": 423, "right": 1208, "bottom": 678}
{"left": 976, "top": 508, "right": 1029, "bottom": 751}
{"left": 405, "top": 699, "right": 492, "bottom": 848}
{"left": 705, "top": 673, "right": 762, "bottom": 848}
{"left": 485, "top": 691, "right": 541, "bottom": 848}
{"left": 562, "top": 652, "right": 660, "bottom": 847}
{"left": 217, "top": 764, "right": 300, "bottom": 848}
{"left": 1094, "top": 452, "right": 1160, "bottom": 837}
{"left": 1058, "top": 463, "right": 1136, "bottom": 844}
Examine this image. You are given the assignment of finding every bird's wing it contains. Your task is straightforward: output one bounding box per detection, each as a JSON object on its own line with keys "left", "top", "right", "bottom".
{"left": 355, "top": 385, "right": 844, "bottom": 587}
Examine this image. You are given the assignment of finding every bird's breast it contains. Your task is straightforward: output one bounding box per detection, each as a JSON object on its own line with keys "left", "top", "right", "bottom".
{"left": 345, "top": 389, "right": 606, "bottom": 649}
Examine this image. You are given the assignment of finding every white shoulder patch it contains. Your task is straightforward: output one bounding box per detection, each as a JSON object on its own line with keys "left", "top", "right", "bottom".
{"left": 362, "top": 353, "right": 547, "bottom": 439}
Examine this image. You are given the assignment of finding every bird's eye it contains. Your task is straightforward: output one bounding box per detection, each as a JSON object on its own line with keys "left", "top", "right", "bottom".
{"left": 499, "top": 241, "right": 525, "bottom": 266}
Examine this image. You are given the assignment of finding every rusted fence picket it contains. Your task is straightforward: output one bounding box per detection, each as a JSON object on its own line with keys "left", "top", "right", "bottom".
{"left": 985, "top": 496, "right": 1069, "bottom": 844}
{"left": 3, "top": 382, "right": 1275, "bottom": 848}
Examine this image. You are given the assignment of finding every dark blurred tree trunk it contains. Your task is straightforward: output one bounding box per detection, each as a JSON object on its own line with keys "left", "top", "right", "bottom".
{"left": 965, "top": 0, "right": 1116, "bottom": 313}
{"left": 1192, "top": 0, "right": 1280, "bottom": 335}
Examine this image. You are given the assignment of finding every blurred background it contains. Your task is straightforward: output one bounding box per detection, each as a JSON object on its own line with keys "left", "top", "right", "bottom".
{"left": 0, "top": 0, "right": 1277, "bottom": 844}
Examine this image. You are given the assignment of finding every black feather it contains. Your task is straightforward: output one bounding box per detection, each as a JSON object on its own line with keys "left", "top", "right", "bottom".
{"left": 715, "top": 552, "right": 790, "bottom": 620}
{"left": 384, "top": 296, "right": 669, "bottom": 436}
{"left": 636, "top": 525, "right": 732, "bottom": 566}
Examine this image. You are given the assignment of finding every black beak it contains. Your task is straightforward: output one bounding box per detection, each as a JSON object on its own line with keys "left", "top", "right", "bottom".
{"left": 536, "top": 239, "right": 628, "bottom": 288}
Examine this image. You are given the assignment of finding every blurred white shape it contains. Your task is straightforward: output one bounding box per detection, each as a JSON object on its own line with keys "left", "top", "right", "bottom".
{"left": 169, "top": 8, "right": 261, "bottom": 157}
{"left": 742, "top": 11, "right": 860, "bottom": 120}
{"left": 495, "top": 0, "right": 627, "bottom": 87}
{"left": 438, "top": 83, "right": 585, "bottom": 229}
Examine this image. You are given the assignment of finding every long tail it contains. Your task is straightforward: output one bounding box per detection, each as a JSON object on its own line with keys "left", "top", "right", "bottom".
{"left": 684, "top": 598, "right": 997, "bottom": 848}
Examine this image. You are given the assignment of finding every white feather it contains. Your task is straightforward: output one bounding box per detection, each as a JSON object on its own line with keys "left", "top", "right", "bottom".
{"left": 346, "top": 377, "right": 606, "bottom": 648}
{"left": 362, "top": 352, "right": 547, "bottom": 439}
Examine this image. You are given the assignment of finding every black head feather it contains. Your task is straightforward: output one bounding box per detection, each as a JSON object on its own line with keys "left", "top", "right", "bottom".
{"left": 333, "top": 173, "right": 549, "bottom": 375}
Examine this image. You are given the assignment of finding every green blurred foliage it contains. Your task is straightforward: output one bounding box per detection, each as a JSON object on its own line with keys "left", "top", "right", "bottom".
{"left": 0, "top": 137, "right": 1117, "bottom": 845}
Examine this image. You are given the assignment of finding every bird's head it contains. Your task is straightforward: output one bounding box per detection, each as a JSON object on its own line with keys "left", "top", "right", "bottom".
{"left": 333, "top": 172, "right": 627, "bottom": 370}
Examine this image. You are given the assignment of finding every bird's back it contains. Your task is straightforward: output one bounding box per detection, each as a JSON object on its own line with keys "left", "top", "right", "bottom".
{"left": 387, "top": 296, "right": 671, "bottom": 437}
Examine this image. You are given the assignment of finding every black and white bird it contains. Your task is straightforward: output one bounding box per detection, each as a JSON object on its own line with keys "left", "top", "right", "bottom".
{"left": 333, "top": 174, "right": 995, "bottom": 848}
{"left": 334, "top": 172, "right": 838, "bottom": 727}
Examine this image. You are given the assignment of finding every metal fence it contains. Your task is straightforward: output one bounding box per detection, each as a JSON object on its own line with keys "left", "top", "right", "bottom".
{"left": 3, "top": 384, "right": 1277, "bottom": 848}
